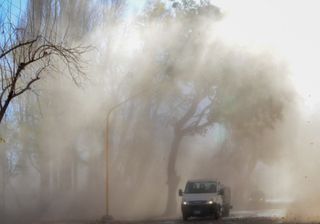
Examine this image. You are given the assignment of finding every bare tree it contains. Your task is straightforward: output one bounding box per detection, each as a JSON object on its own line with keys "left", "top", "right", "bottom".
{"left": 0, "top": 21, "right": 88, "bottom": 125}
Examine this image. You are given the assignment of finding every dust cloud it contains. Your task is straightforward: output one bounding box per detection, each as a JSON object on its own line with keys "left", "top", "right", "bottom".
{"left": 213, "top": 0, "right": 320, "bottom": 221}
{"left": 1, "top": 0, "right": 320, "bottom": 223}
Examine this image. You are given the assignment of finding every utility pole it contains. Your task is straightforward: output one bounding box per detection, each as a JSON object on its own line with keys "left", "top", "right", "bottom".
{"left": 105, "top": 109, "right": 112, "bottom": 218}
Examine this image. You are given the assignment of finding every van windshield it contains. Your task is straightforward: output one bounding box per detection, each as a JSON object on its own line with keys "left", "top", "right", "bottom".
{"left": 185, "top": 181, "right": 217, "bottom": 194}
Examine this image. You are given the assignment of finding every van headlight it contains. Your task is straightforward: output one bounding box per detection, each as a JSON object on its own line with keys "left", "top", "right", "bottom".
{"left": 183, "top": 201, "right": 188, "bottom": 205}
{"left": 207, "top": 200, "right": 213, "bottom": 204}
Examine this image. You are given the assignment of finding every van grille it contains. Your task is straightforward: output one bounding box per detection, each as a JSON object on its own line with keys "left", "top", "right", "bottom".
{"left": 189, "top": 200, "right": 207, "bottom": 205}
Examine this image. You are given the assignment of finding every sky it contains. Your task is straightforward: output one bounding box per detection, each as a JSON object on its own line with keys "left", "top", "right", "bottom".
{"left": 0, "top": 0, "right": 27, "bottom": 24}
{"left": 2, "top": 0, "right": 320, "bottom": 114}
{"left": 212, "top": 0, "right": 320, "bottom": 114}
{"left": 113, "top": 0, "right": 320, "bottom": 115}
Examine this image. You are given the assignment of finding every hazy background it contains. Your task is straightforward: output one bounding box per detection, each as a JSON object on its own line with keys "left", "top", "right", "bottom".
{"left": 1, "top": 0, "right": 320, "bottom": 223}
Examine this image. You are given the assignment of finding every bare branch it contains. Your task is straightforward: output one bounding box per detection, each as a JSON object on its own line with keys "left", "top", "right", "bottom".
{"left": 12, "top": 75, "right": 40, "bottom": 98}
{"left": 176, "top": 94, "right": 199, "bottom": 129}
{"left": 0, "top": 32, "right": 89, "bottom": 124}
{"left": 0, "top": 84, "right": 11, "bottom": 109}
{"left": 0, "top": 37, "right": 38, "bottom": 59}
{"left": 185, "top": 101, "right": 211, "bottom": 129}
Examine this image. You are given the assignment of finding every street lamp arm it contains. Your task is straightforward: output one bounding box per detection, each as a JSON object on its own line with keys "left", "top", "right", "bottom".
{"left": 107, "top": 88, "right": 149, "bottom": 118}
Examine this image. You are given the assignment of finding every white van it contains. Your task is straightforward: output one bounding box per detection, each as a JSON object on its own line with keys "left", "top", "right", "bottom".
{"left": 178, "top": 179, "right": 231, "bottom": 220}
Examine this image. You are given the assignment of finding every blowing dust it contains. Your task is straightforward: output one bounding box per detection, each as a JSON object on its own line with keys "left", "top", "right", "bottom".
{"left": 1, "top": 0, "right": 320, "bottom": 223}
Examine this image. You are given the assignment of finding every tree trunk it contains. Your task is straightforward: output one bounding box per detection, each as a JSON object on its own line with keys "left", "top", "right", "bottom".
{"left": 0, "top": 98, "right": 11, "bottom": 124}
{"left": 164, "top": 130, "right": 183, "bottom": 216}
{"left": 0, "top": 150, "right": 7, "bottom": 222}
{"left": 71, "top": 149, "right": 78, "bottom": 192}
{"left": 59, "top": 148, "right": 73, "bottom": 191}
{"left": 38, "top": 151, "right": 50, "bottom": 213}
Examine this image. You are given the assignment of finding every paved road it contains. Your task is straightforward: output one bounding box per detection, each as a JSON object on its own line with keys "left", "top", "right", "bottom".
{"left": 87, "top": 210, "right": 287, "bottom": 224}
{"left": 33, "top": 217, "right": 292, "bottom": 224}
{"left": 87, "top": 217, "right": 285, "bottom": 224}
{"left": 34, "top": 209, "right": 291, "bottom": 224}
{"left": 121, "top": 209, "right": 286, "bottom": 224}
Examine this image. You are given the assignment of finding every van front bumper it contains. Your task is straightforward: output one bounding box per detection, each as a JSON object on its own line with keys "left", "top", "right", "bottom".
{"left": 181, "top": 203, "right": 219, "bottom": 217}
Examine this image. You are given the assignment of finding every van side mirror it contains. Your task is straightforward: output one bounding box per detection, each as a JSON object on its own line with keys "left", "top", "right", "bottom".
{"left": 219, "top": 189, "right": 224, "bottom": 196}
{"left": 178, "top": 189, "right": 183, "bottom": 196}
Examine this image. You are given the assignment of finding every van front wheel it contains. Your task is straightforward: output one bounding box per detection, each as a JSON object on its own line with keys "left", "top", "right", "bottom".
{"left": 214, "top": 205, "right": 222, "bottom": 220}
{"left": 182, "top": 213, "right": 188, "bottom": 221}
{"left": 223, "top": 206, "right": 230, "bottom": 217}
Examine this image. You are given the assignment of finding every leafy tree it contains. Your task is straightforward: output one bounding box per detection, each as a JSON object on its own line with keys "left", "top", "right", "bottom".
{"left": 138, "top": 0, "right": 291, "bottom": 215}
